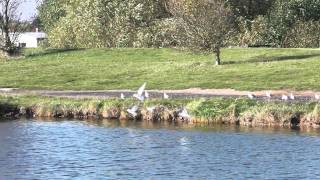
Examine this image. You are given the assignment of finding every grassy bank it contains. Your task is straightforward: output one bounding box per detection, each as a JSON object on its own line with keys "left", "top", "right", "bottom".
{"left": 1, "top": 95, "right": 320, "bottom": 128}
{"left": 0, "top": 48, "right": 320, "bottom": 91}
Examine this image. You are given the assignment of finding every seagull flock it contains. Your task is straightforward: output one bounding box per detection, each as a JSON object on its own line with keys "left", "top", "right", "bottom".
{"left": 125, "top": 83, "right": 190, "bottom": 119}
{"left": 124, "top": 83, "right": 320, "bottom": 119}
{"left": 248, "top": 91, "right": 320, "bottom": 101}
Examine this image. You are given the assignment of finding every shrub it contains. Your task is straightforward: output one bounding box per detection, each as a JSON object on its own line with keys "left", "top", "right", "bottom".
{"left": 229, "top": 16, "right": 270, "bottom": 47}
{"left": 284, "top": 20, "right": 320, "bottom": 48}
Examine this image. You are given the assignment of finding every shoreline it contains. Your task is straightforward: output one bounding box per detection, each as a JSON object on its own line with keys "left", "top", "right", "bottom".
{"left": 1, "top": 94, "right": 320, "bottom": 129}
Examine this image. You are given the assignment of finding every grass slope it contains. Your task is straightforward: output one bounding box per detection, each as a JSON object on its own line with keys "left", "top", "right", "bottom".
{"left": 0, "top": 48, "right": 319, "bottom": 91}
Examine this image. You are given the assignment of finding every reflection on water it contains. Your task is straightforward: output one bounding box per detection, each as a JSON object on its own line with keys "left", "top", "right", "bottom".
{"left": 85, "top": 119, "right": 320, "bottom": 136}
{"left": 1, "top": 119, "right": 320, "bottom": 179}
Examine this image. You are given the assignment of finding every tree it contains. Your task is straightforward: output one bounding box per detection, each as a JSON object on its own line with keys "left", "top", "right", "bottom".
{"left": 169, "top": 0, "right": 234, "bottom": 65}
{"left": 0, "top": 0, "right": 23, "bottom": 54}
{"left": 265, "top": 0, "right": 320, "bottom": 47}
{"left": 226, "top": 0, "right": 275, "bottom": 20}
{"left": 284, "top": 20, "right": 320, "bottom": 48}
{"left": 288, "top": 0, "right": 320, "bottom": 21}
{"left": 38, "top": 0, "right": 173, "bottom": 48}
{"left": 37, "top": 0, "right": 68, "bottom": 32}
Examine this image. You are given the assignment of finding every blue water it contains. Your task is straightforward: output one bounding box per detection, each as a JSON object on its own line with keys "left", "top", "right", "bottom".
{"left": 0, "top": 119, "right": 320, "bottom": 179}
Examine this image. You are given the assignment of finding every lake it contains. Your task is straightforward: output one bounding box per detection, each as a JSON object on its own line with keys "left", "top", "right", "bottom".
{"left": 1, "top": 119, "right": 320, "bottom": 179}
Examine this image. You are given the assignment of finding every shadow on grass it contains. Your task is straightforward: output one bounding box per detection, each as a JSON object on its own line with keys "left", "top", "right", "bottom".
{"left": 223, "top": 54, "right": 320, "bottom": 65}
{"left": 26, "top": 48, "right": 85, "bottom": 58}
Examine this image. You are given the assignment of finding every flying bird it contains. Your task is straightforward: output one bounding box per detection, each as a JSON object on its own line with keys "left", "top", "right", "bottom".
{"left": 127, "top": 106, "right": 139, "bottom": 117}
{"left": 133, "top": 82, "right": 146, "bottom": 101}
{"left": 133, "top": 94, "right": 144, "bottom": 101}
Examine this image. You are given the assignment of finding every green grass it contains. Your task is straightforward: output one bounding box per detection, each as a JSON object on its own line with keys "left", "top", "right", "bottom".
{"left": 0, "top": 94, "right": 315, "bottom": 117}
{"left": 1, "top": 95, "right": 319, "bottom": 128}
{"left": 0, "top": 48, "right": 320, "bottom": 91}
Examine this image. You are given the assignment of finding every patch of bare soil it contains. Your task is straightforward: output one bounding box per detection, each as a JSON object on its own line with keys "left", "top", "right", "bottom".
{"left": 165, "top": 88, "right": 320, "bottom": 97}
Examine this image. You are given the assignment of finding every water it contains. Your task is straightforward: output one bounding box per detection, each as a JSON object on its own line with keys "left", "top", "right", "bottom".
{"left": 1, "top": 119, "right": 320, "bottom": 179}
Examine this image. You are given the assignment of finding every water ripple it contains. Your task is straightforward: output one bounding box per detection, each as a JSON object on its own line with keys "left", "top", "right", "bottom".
{"left": 1, "top": 120, "right": 320, "bottom": 179}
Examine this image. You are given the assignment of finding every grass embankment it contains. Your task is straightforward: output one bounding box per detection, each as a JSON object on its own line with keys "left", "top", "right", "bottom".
{"left": 0, "top": 48, "right": 320, "bottom": 91}
{"left": 1, "top": 95, "right": 320, "bottom": 128}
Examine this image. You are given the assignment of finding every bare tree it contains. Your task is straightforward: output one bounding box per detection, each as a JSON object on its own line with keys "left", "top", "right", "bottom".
{"left": 169, "top": 0, "right": 234, "bottom": 65}
{"left": 0, "top": 0, "right": 23, "bottom": 55}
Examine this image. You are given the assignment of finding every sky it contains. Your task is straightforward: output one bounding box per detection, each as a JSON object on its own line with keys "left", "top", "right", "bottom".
{"left": 19, "top": 0, "right": 39, "bottom": 20}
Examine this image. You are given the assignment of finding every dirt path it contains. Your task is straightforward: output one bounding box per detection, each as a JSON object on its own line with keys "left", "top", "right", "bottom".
{"left": 1, "top": 88, "right": 320, "bottom": 101}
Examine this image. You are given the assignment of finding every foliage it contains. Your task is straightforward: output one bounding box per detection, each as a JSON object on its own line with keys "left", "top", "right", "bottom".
{"left": 288, "top": 0, "right": 320, "bottom": 21}
{"left": 265, "top": 0, "right": 320, "bottom": 47}
{"left": 229, "top": 16, "right": 269, "bottom": 47}
{"left": 226, "top": 0, "right": 275, "bottom": 20}
{"left": 0, "top": 0, "right": 24, "bottom": 55}
{"left": 168, "top": 0, "right": 234, "bottom": 65}
{"left": 38, "top": 0, "right": 69, "bottom": 32}
{"left": 284, "top": 20, "right": 320, "bottom": 48}
{"left": 265, "top": 0, "right": 295, "bottom": 47}
{"left": 37, "top": 0, "right": 320, "bottom": 49}
{"left": 131, "top": 18, "right": 181, "bottom": 48}
{"left": 228, "top": 0, "right": 320, "bottom": 48}
{"left": 39, "top": 0, "right": 174, "bottom": 48}
{"left": 47, "top": 0, "right": 108, "bottom": 48}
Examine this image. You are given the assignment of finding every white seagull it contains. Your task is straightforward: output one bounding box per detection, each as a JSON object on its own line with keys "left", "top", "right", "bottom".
{"left": 164, "top": 93, "right": 169, "bottom": 99}
{"left": 120, "top": 93, "right": 125, "bottom": 99}
{"left": 146, "top": 106, "right": 156, "bottom": 112}
{"left": 266, "top": 91, "right": 272, "bottom": 99}
{"left": 127, "top": 106, "right": 139, "bottom": 117}
{"left": 179, "top": 108, "right": 191, "bottom": 119}
{"left": 315, "top": 94, "right": 320, "bottom": 100}
{"left": 289, "top": 93, "right": 295, "bottom": 100}
{"left": 0, "top": 88, "right": 15, "bottom": 92}
{"left": 282, "top": 95, "right": 289, "bottom": 101}
{"left": 133, "top": 83, "right": 146, "bottom": 101}
{"left": 248, "top": 93, "right": 255, "bottom": 100}
{"left": 145, "top": 90, "right": 150, "bottom": 99}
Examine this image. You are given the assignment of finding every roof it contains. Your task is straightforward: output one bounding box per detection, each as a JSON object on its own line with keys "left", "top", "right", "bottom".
{"left": 20, "top": 32, "right": 47, "bottom": 39}
{"left": 10, "top": 32, "right": 47, "bottom": 39}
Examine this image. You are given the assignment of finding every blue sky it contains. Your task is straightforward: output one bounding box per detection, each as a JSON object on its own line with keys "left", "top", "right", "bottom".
{"left": 20, "top": 0, "right": 38, "bottom": 20}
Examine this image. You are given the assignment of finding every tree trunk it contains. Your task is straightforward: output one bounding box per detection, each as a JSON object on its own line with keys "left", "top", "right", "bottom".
{"left": 4, "top": 30, "right": 11, "bottom": 50}
{"left": 3, "top": 0, "right": 12, "bottom": 52}
{"left": 215, "top": 48, "right": 221, "bottom": 65}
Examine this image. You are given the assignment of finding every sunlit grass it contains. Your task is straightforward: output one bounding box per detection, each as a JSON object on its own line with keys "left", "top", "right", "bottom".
{"left": 0, "top": 48, "right": 319, "bottom": 91}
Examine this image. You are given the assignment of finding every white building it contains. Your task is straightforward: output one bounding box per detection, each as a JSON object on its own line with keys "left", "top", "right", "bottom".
{"left": 11, "top": 30, "right": 47, "bottom": 48}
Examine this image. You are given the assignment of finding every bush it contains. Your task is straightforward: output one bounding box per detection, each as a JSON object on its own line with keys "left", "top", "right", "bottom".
{"left": 132, "top": 18, "right": 181, "bottom": 48}
{"left": 229, "top": 16, "right": 270, "bottom": 47}
{"left": 284, "top": 20, "right": 320, "bottom": 48}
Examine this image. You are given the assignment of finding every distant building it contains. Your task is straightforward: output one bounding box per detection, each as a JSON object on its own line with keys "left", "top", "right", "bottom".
{"left": 11, "top": 29, "right": 47, "bottom": 48}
